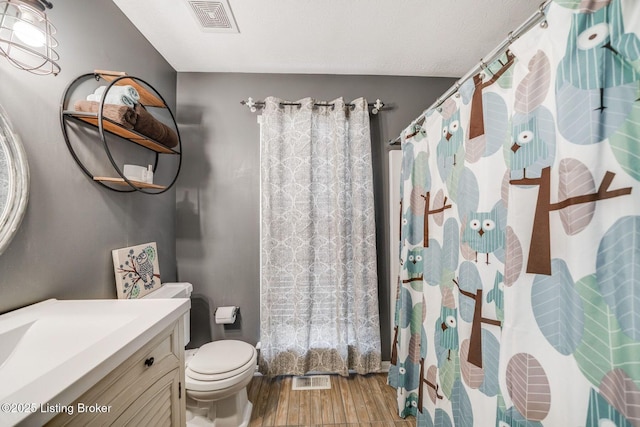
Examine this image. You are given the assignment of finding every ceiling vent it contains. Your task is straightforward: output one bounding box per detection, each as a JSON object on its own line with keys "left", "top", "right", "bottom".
{"left": 186, "top": 0, "right": 239, "bottom": 33}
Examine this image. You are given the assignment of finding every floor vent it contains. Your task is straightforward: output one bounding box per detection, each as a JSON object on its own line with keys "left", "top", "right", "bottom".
{"left": 186, "top": 0, "right": 239, "bottom": 33}
{"left": 292, "top": 375, "right": 331, "bottom": 390}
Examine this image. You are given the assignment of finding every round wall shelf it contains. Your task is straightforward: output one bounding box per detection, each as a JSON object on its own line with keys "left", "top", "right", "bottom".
{"left": 60, "top": 70, "right": 182, "bottom": 194}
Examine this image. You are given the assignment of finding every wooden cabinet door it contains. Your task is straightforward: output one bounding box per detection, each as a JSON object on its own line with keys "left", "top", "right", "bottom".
{"left": 114, "top": 368, "right": 182, "bottom": 427}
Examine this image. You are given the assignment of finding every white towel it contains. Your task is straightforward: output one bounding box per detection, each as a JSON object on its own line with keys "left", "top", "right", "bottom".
{"left": 86, "top": 85, "right": 140, "bottom": 107}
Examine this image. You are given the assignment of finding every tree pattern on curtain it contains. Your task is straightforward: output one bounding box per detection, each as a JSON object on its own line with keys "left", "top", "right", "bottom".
{"left": 391, "top": 1, "right": 640, "bottom": 425}
{"left": 260, "top": 97, "right": 381, "bottom": 377}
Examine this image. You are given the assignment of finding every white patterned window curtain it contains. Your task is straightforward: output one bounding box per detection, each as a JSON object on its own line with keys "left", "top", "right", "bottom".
{"left": 260, "top": 97, "right": 382, "bottom": 377}
{"left": 391, "top": 0, "right": 640, "bottom": 426}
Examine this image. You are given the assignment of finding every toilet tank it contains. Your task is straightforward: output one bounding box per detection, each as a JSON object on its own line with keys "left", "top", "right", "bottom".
{"left": 142, "top": 282, "right": 193, "bottom": 345}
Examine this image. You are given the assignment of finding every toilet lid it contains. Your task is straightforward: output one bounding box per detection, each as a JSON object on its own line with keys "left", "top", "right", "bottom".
{"left": 188, "top": 340, "right": 255, "bottom": 375}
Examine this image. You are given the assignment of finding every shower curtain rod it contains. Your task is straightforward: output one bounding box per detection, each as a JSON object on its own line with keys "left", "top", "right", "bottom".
{"left": 388, "top": 0, "right": 552, "bottom": 146}
{"left": 241, "top": 97, "right": 386, "bottom": 114}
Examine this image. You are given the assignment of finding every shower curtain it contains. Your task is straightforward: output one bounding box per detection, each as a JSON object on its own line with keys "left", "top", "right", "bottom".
{"left": 391, "top": 1, "right": 640, "bottom": 426}
{"left": 260, "top": 97, "right": 381, "bottom": 377}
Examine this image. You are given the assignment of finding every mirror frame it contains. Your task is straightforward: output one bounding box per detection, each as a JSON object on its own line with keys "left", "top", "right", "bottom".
{"left": 0, "top": 104, "right": 29, "bottom": 256}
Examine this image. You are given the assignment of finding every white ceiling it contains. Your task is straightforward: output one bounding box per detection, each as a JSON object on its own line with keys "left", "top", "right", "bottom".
{"left": 112, "top": 0, "right": 541, "bottom": 77}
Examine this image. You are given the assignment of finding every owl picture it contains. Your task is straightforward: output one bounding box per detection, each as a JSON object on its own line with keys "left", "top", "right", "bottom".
{"left": 391, "top": 358, "right": 420, "bottom": 393}
{"left": 437, "top": 306, "right": 459, "bottom": 361}
{"left": 401, "top": 392, "right": 419, "bottom": 418}
{"left": 557, "top": 0, "right": 639, "bottom": 93}
{"left": 510, "top": 116, "right": 548, "bottom": 178}
{"left": 402, "top": 209, "right": 424, "bottom": 246}
{"left": 556, "top": 0, "right": 640, "bottom": 144}
{"left": 388, "top": 363, "right": 400, "bottom": 388}
{"left": 461, "top": 206, "right": 505, "bottom": 265}
{"left": 437, "top": 107, "right": 464, "bottom": 167}
{"left": 113, "top": 242, "right": 162, "bottom": 299}
{"left": 136, "top": 247, "right": 156, "bottom": 288}
{"left": 406, "top": 248, "right": 424, "bottom": 280}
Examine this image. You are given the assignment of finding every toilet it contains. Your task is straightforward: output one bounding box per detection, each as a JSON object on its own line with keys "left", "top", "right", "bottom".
{"left": 143, "top": 282, "right": 257, "bottom": 427}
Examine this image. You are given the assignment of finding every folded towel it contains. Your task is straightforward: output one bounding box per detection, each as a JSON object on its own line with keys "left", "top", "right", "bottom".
{"left": 134, "top": 104, "right": 179, "bottom": 148}
{"left": 94, "top": 85, "right": 140, "bottom": 103}
{"left": 87, "top": 85, "right": 139, "bottom": 108}
{"left": 73, "top": 100, "right": 137, "bottom": 130}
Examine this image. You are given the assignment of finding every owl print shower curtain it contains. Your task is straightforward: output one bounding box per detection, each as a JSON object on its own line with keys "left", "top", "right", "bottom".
{"left": 390, "top": 1, "right": 640, "bottom": 426}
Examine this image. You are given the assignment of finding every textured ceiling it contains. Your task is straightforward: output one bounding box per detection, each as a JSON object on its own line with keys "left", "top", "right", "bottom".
{"left": 112, "top": 0, "right": 541, "bottom": 77}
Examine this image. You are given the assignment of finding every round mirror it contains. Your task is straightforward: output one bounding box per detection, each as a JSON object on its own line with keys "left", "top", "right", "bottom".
{"left": 0, "top": 104, "right": 29, "bottom": 256}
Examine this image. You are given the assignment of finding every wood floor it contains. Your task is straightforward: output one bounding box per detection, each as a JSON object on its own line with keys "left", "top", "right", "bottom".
{"left": 247, "top": 373, "right": 416, "bottom": 427}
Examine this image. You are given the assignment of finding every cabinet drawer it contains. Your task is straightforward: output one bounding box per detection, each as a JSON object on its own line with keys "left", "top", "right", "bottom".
{"left": 46, "top": 321, "right": 182, "bottom": 426}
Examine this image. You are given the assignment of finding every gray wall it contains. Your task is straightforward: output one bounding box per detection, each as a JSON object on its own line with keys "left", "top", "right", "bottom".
{"left": 175, "top": 73, "right": 456, "bottom": 359}
{"left": 0, "top": 0, "right": 177, "bottom": 313}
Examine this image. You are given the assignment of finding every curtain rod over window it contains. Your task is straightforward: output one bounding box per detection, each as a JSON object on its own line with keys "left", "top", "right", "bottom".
{"left": 388, "top": 0, "right": 552, "bottom": 146}
{"left": 241, "top": 98, "right": 385, "bottom": 114}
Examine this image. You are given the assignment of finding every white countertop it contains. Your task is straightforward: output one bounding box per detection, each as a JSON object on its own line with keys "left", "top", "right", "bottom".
{"left": 0, "top": 298, "right": 190, "bottom": 426}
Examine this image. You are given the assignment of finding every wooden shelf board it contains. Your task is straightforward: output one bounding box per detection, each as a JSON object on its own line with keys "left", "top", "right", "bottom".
{"left": 96, "top": 71, "right": 165, "bottom": 108}
{"left": 64, "top": 111, "right": 178, "bottom": 155}
{"left": 94, "top": 177, "right": 166, "bottom": 190}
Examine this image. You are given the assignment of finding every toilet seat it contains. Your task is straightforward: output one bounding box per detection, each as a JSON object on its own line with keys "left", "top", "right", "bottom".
{"left": 185, "top": 340, "right": 257, "bottom": 392}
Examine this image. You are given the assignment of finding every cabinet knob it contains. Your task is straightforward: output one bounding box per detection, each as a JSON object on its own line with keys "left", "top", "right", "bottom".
{"left": 144, "top": 357, "right": 155, "bottom": 367}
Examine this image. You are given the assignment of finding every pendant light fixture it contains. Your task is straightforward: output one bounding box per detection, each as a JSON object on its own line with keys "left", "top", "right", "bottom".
{"left": 0, "top": 0, "right": 60, "bottom": 75}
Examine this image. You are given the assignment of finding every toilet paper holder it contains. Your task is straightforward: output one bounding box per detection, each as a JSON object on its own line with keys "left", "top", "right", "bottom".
{"left": 214, "top": 306, "right": 239, "bottom": 325}
{"left": 214, "top": 306, "right": 238, "bottom": 317}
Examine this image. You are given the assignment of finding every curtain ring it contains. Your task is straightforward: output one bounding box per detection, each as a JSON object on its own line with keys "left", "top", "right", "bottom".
{"left": 539, "top": 1, "right": 548, "bottom": 28}
{"left": 242, "top": 97, "right": 258, "bottom": 113}
{"left": 479, "top": 59, "right": 488, "bottom": 79}
{"left": 454, "top": 81, "right": 461, "bottom": 98}
{"left": 507, "top": 31, "right": 514, "bottom": 43}
{"left": 371, "top": 99, "right": 384, "bottom": 114}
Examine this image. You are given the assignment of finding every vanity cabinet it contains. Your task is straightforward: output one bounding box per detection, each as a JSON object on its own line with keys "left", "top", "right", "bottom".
{"left": 46, "top": 319, "right": 186, "bottom": 427}
{"left": 60, "top": 70, "right": 182, "bottom": 194}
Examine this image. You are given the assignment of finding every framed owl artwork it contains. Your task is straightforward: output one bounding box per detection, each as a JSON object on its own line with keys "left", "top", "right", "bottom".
{"left": 112, "top": 242, "right": 162, "bottom": 299}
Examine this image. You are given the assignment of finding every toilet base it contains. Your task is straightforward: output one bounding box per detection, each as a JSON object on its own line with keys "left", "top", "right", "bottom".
{"left": 186, "top": 388, "right": 253, "bottom": 427}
